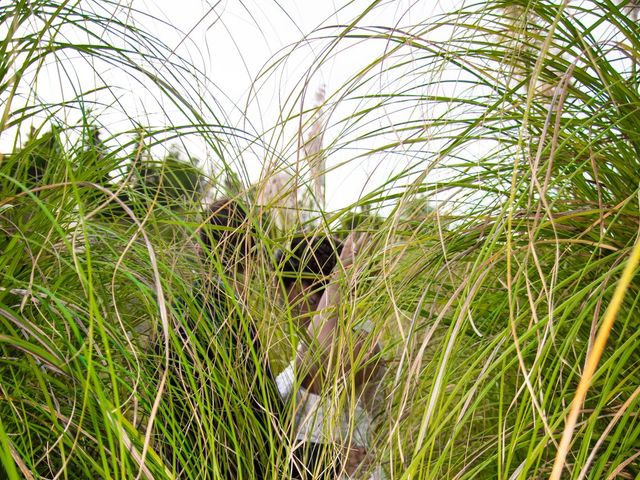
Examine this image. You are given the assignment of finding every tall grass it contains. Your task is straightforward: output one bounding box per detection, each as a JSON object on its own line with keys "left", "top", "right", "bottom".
{"left": 1, "top": 0, "right": 639, "bottom": 479}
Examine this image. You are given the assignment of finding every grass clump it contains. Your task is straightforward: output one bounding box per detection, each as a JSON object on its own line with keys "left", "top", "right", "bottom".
{"left": 1, "top": 0, "right": 640, "bottom": 479}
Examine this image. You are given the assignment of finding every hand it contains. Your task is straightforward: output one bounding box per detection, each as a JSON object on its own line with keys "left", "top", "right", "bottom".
{"left": 339, "top": 231, "right": 368, "bottom": 269}
{"left": 344, "top": 446, "right": 369, "bottom": 476}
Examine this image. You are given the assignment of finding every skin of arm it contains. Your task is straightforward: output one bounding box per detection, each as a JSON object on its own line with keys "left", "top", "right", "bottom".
{"left": 298, "top": 233, "right": 383, "bottom": 394}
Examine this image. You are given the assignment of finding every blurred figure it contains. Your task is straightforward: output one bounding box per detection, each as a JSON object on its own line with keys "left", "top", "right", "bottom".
{"left": 159, "top": 198, "right": 281, "bottom": 479}
{"left": 275, "top": 232, "right": 386, "bottom": 479}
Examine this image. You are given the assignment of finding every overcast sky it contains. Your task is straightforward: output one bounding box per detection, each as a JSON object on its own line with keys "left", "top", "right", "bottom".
{"left": 5, "top": 1, "right": 624, "bottom": 212}
{"left": 3, "top": 1, "right": 459, "bottom": 211}
{"left": 129, "top": 0, "right": 454, "bottom": 210}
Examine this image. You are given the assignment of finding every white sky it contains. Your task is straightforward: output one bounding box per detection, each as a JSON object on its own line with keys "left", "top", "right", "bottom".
{"left": 0, "top": 0, "right": 484, "bottom": 212}
{"left": 2, "top": 1, "right": 628, "bottom": 214}
{"left": 131, "top": 0, "right": 455, "bottom": 210}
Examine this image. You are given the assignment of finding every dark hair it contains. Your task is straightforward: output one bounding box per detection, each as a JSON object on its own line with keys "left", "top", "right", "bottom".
{"left": 276, "top": 234, "right": 343, "bottom": 290}
{"left": 200, "top": 198, "right": 251, "bottom": 267}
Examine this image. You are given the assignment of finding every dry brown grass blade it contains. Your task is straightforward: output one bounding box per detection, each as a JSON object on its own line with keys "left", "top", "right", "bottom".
{"left": 8, "top": 442, "right": 34, "bottom": 480}
{"left": 605, "top": 450, "right": 640, "bottom": 480}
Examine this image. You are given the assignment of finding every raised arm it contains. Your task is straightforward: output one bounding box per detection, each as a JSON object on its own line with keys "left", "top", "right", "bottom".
{"left": 299, "top": 232, "right": 381, "bottom": 393}
{"left": 308, "top": 232, "right": 364, "bottom": 347}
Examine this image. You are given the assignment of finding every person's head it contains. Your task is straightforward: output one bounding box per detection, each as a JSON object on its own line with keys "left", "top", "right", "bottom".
{"left": 275, "top": 233, "right": 343, "bottom": 324}
{"left": 199, "top": 198, "right": 253, "bottom": 272}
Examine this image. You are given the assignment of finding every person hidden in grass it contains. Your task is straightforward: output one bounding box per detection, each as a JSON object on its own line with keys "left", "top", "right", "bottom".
{"left": 274, "top": 232, "right": 386, "bottom": 479}
{"left": 158, "top": 197, "right": 282, "bottom": 479}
